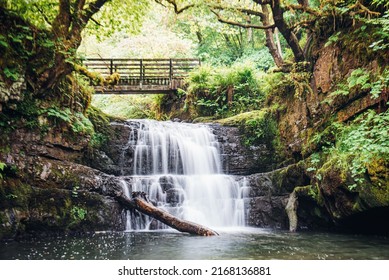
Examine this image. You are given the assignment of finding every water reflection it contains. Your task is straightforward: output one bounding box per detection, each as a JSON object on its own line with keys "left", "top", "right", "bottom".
{"left": 1, "top": 228, "right": 388, "bottom": 260}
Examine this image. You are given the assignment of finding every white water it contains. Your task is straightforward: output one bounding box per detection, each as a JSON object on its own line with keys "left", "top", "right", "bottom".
{"left": 121, "top": 120, "right": 247, "bottom": 230}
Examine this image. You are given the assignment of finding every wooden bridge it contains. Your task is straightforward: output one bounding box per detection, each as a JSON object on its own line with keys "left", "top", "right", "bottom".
{"left": 83, "top": 58, "right": 200, "bottom": 94}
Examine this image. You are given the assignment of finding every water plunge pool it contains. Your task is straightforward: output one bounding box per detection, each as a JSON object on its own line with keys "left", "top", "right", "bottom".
{"left": 1, "top": 228, "right": 388, "bottom": 260}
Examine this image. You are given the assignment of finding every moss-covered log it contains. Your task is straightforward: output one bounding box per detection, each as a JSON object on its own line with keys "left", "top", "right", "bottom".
{"left": 115, "top": 191, "right": 219, "bottom": 236}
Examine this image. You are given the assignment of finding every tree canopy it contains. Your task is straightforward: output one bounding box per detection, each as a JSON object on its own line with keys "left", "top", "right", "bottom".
{"left": 1, "top": 0, "right": 149, "bottom": 92}
{"left": 156, "top": 0, "right": 388, "bottom": 70}
{"left": 1, "top": 0, "right": 388, "bottom": 93}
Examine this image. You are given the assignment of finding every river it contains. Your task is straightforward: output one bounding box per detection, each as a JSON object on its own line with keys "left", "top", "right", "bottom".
{"left": 1, "top": 228, "right": 389, "bottom": 260}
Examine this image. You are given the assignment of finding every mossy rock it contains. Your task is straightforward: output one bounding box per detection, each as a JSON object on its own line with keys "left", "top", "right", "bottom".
{"left": 215, "top": 110, "right": 265, "bottom": 126}
{"left": 294, "top": 184, "right": 325, "bottom": 207}
{"left": 317, "top": 155, "right": 389, "bottom": 222}
{"left": 0, "top": 179, "right": 32, "bottom": 209}
{"left": 271, "top": 161, "right": 310, "bottom": 195}
{"left": 355, "top": 158, "right": 389, "bottom": 209}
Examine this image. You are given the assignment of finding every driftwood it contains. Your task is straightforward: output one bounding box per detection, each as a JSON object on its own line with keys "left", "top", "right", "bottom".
{"left": 115, "top": 191, "right": 219, "bottom": 236}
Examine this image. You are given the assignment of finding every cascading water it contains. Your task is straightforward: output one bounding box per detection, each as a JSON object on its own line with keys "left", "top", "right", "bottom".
{"left": 120, "top": 120, "right": 248, "bottom": 230}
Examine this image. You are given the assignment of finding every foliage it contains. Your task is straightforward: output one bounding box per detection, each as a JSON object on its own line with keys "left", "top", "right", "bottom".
{"left": 3, "top": 67, "right": 20, "bottom": 81}
{"left": 70, "top": 206, "right": 87, "bottom": 221}
{"left": 370, "top": 68, "right": 389, "bottom": 99}
{"left": 1, "top": 0, "right": 148, "bottom": 38}
{"left": 187, "top": 63, "right": 264, "bottom": 118}
{"left": 320, "top": 110, "right": 389, "bottom": 190}
{"left": 79, "top": 3, "right": 194, "bottom": 58}
{"left": 347, "top": 68, "right": 373, "bottom": 90}
{"left": 85, "top": 106, "right": 113, "bottom": 148}
{"left": 324, "top": 32, "right": 341, "bottom": 48}
{"left": 187, "top": 65, "right": 212, "bottom": 93}
{"left": 323, "top": 6, "right": 389, "bottom": 65}
{"left": 72, "top": 185, "right": 80, "bottom": 198}
{"left": 215, "top": 109, "right": 281, "bottom": 152}
{"left": 91, "top": 94, "right": 159, "bottom": 119}
{"left": 86, "top": 0, "right": 149, "bottom": 40}
{"left": 42, "top": 106, "right": 94, "bottom": 135}
{"left": 170, "top": 1, "right": 269, "bottom": 65}
{"left": 361, "top": 10, "right": 389, "bottom": 53}
{"left": 242, "top": 109, "right": 279, "bottom": 147}
{"left": 327, "top": 67, "right": 389, "bottom": 101}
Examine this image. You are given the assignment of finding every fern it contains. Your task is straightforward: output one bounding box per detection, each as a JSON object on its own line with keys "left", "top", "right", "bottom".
{"left": 45, "top": 107, "right": 72, "bottom": 123}
{"left": 347, "top": 68, "right": 372, "bottom": 90}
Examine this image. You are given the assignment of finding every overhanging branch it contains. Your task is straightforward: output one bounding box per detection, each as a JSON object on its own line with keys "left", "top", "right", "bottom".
{"left": 211, "top": 10, "right": 274, "bottom": 30}
{"left": 291, "top": 19, "right": 317, "bottom": 31}
{"left": 211, "top": 5, "right": 266, "bottom": 20}
{"left": 155, "top": 0, "right": 195, "bottom": 14}
{"left": 253, "top": 0, "right": 272, "bottom": 5}
{"left": 81, "top": 0, "right": 109, "bottom": 28}
{"left": 286, "top": 4, "right": 321, "bottom": 16}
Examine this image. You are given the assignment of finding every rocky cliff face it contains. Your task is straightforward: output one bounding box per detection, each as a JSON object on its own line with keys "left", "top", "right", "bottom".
{"left": 210, "top": 124, "right": 276, "bottom": 175}
{"left": 0, "top": 122, "right": 127, "bottom": 240}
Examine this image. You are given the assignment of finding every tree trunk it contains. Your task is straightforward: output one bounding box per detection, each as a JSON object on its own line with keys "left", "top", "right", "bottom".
{"left": 271, "top": 0, "right": 305, "bottom": 62}
{"left": 36, "top": 0, "right": 109, "bottom": 94}
{"left": 262, "top": 4, "right": 285, "bottom": 69}
{"left": 115, "top": 191, "right": 219, "bottom": 236}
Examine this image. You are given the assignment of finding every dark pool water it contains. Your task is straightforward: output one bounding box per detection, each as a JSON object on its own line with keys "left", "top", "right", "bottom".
{"left": 1, "top": 228, "right": 388, "bottom": 260}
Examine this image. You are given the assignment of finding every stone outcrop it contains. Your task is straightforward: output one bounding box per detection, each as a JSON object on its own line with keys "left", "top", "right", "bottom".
{"left": 0, "top": 125, "right": 127, "bottom": 240}
{"left": 210, "top": 124, "right": 276, "bottom": 175}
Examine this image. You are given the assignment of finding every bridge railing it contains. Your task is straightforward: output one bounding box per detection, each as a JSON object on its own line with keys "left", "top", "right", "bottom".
{"left": 83, "top": 58, "right": 200, "bottom": 89}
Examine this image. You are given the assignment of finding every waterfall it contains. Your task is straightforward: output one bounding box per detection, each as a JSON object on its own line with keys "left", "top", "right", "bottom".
{"left": 120, "top": 120, "right": 247, "bottom": 230}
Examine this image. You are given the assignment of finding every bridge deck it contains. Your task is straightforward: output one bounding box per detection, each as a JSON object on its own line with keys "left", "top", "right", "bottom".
{"left": 83, "top": 58, "right": 200, "bottom": 94}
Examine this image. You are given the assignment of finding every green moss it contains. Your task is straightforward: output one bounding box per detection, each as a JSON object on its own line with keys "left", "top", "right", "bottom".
{"left": 192, "top": 116, "right": 217, "bottom": 123}
{"left": 86, "top": 106, "right": 115, "bottom": 149}
{"left": 215, "top": 110, "right": 264, "bottom": 126}
{"left": 295, "top": 184, "right": 324, "bottom": 206}
{"left": 270, "top": 161, "right": 309, "bottom": 194}
{"left": 358, "top": 159, "right": 389, "bottom": 207}
{"left": 215, "top": 109, "right": 284, "bottom": 163}
{"left": 302, "top": 119, "right": 343, "bottom": 157}
{"left": 0, "top": 179, "right": 32, "bottom": 209}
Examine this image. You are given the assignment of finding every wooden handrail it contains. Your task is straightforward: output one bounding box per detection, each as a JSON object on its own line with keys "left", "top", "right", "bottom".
{"left": 83, "top": 58, "right": 200, "bottom": 78}
{"left": 83, "top": 58, "right": 200, "bottom": 94}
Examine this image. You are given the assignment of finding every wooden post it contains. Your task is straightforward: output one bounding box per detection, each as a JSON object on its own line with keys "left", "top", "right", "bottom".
{"left": 139, "top": 59, "right": 143, "bottom": 87}
{"left": 169, "top": 59, "right": 173, "bottom": 88}
{"left": 227, "top": 85, "right": 234, "bottom": 106}
{"left": 110, "top": 59, "right": 113, "bottom": 75}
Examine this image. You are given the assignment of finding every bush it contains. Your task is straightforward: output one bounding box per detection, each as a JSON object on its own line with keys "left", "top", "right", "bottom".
{"left": 187, "top": 62, "right": 265, "bottom": 118}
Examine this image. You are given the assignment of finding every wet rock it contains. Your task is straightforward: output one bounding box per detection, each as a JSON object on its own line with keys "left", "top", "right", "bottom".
{"left": 165, "top": 188, "right": 185, "bottom": 206}
{"left": 248, "top": 196, "right": 289, "bottom": 229}
{"left": 210, "top": 124, "right": 276, "bottom": 175}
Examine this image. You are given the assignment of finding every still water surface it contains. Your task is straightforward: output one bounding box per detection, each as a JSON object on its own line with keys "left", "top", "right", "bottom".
{"left": 1, "top": 228, "right": 388, "bottom": 260}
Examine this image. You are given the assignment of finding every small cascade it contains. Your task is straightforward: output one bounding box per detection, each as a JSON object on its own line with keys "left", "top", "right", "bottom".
{"left": 120, "top": 120, "right": 248, "bottom": 230}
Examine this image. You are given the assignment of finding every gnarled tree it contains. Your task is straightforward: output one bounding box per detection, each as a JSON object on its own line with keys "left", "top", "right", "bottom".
{"left": 1, "top": 0, "right": 148, "bottom": 94}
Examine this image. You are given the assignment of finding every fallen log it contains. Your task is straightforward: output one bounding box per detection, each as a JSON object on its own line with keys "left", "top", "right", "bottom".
{"left": 115, "top": 191, "right": 218, "bottom": 236}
